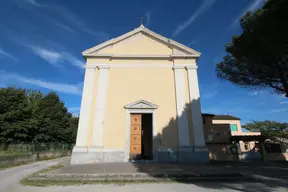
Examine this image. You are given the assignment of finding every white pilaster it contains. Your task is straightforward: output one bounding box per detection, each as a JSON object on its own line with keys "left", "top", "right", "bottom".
{"left": 173, "top": 65, "right": 190, "bottom": 147}
{"left": 91, "top": 65, "right": 110, "bottom": 149}
{"left": 74, "top": 68, "right": 95, "bottom": 150}
{"left": 186, "top": 65, "right": 206, "bottom": 149}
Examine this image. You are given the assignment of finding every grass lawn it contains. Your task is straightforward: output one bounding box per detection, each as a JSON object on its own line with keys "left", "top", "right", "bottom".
{"left": 0, "top": 151, "right": 28, "bottom": 156}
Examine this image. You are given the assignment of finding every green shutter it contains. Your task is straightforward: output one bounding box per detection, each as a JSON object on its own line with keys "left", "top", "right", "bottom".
{"left": 230, "top": 124, "right": 238, "bottom": 131}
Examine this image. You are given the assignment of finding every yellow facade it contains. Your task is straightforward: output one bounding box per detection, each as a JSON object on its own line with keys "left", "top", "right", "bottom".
{"left": 103, "top": 67, "right": 178, "bottom": 148}
{"left": 84, "top": 27, "right": 198, "bottom": 149}
{"left": 71, "top": 25, "right": 208, "bottom": 164}
{"left": 97, "top": 32, "right": 173, "bottom": 55}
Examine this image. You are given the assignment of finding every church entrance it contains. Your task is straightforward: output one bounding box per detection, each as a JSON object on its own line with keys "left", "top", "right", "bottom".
{"left": 130, "top": 113, "right": 153, "bottom": 161}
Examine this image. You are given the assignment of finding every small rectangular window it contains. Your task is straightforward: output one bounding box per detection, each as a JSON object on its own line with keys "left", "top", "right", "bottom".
{"left": 230, "top": 124, "right": 238, "bottom": 131}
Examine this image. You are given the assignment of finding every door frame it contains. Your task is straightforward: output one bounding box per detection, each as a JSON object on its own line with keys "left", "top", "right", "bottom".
{"left": 124, "top": 100, "right": 158, "bottom": 162}
{"left": 125, "top": 109, "right": 156, "bottom": 162}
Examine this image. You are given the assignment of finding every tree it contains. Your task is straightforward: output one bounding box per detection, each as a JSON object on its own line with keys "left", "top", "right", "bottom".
{"left": 0, "top": 87, "right": 79, "bottom": 144}
{"left": 243, "top": 120, "right": 288, "bottom": 142}
{"left": 33, "top": 92, "right": 71, "bottom": 143}
{"left": 0, "top": 87, "right": 33, "bottom": 143}
{"left": 216, "top": 0, "right": 288, "bottom": 97}
{"left": 67, "top": 116, "right": 79, "bottom": 143}
{"left": 26, "top": 90, "right": 44, "bottom": 142}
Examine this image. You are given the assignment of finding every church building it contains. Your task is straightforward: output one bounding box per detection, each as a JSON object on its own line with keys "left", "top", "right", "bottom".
{"left": 71, "top": 25, "right": 208, "bottom": 164}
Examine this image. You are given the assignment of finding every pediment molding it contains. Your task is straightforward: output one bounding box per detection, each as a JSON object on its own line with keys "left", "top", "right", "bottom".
{"left": 124, "top": 99, "right": 158, "bottom": 109}
{"left": 82, "top": 25, "right": 200, "bottom": 58}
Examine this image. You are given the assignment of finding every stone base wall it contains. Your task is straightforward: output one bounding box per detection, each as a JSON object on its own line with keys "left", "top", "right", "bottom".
{"left": 71, "top": 147, "right": 209, "bottom": 164}
{"left": 71, "top": 151, "right": 125, "bottom": 164}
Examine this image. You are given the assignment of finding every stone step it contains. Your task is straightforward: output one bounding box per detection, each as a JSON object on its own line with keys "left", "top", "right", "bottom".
{"left": 27, "top": 172, "right": 255, "bottom": 182}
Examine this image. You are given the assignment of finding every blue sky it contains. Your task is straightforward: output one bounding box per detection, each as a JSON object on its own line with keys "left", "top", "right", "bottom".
{"left": 0, "top": 0, "right": 287, "bottom": 124}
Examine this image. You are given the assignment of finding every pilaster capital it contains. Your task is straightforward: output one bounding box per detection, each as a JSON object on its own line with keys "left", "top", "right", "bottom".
{"left": 85, "top": 64, "right": 110, "bottom": 69}
{"left": 186, "top": 65, "right": 198, "bottom": 69}
{"left": 85, "top": 65, "right": 96, "bottom": 70}
{"left": 172, "top": 65, "right": 186, "bottom": 70}
{"left": 173, "top": 64, "right": 198, "bottom": 70}
{"left": 97, "top": 64, "right": 110, "bottom": 70}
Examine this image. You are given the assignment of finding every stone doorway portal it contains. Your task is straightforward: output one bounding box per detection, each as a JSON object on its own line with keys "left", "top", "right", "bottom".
{"left": 129, "top": 113, "right": 153, "bottom": 160}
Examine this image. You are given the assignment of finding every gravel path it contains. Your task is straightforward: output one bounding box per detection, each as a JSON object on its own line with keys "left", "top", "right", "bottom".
{"left": 0, "top": 158, "right": 287, "bottom": 192}
{"left": 0, "top": 157, "right": 69, "bottom": 192}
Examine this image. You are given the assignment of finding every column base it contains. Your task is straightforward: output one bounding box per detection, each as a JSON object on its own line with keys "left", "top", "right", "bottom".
{"left": 71, "top": 146, "right": 209, "bottom": 164}
{"left": 194, "top": 146, "right": 208, "bottom": 152}
{"left": 157, "top": 148, "right": 178, "bottom": 162}
{"left": 178, "top": 146, "right": 209, "bottom": 163}
{"left": 72, "top": 146, "right": 88, "bottom": 152}
{"left": 156, "top": 147, "right": 209, "bottom": 163}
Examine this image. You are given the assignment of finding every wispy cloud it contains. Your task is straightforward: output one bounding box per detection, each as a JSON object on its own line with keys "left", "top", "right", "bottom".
{"left": 173, "top": 0, "right": 215, "bottom": 36}
{"left": 187, "top": 39, "right": 197, "bottom": 47}
{"left": 230, "top": 0, "right": 264, "bottom": 28}
{"left": 83, "top": 29, "right": 109, "bottom": 41}
{"left": 62, "top": 52, "right": 85, "bottom": 69}
{"left": 0, "top": 47, "right": 18, "bottom": 61}
{"left": 280, "top": 101, "right": 288, "bottom": 104}
{"left": 248, "top": 90, "right": 263, "bottom": 96}
{"left": 24, "top": 0, "right": 43, "bottom": 7}
{"left": 29, "top": 45, "right": 62, "bottom": 65}
{"left": 248, "top": 91, "right": 259, "bottom": 96}
{"left": 45, "top": 17, "right": 77, "bottom": 34}
{"left": 53, "top": 5, "right": 110, "bottom": 41}
{"left": 201, "top": 82, "right": 219, "bottom": 99}
{"left": 28, "top": 45, "right": 85, "bottom": 69}
{"left": 269, "top": 108, "right": 287, "bottom": 113}
{"left": 202, "top": 90, "right": 218, "bottom": 99}
{"left": 15, "top": 0, "right": 109, "bottom": 41}
{"left": 274, "top": 93, "right": 286, "bottom": 100}
{"left": 0, "top": 71, "right": 82, "bottom": 95}
{"left": 12, "top": 0, "right": 76, "bottom": 34}
{"left": 145, "top": 11, "right": 153, "bottom": 26}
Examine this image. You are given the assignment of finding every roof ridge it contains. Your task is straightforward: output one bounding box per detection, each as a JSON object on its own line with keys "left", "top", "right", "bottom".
{"left": 82, "top": 25, "right": 201, "bottom": 57}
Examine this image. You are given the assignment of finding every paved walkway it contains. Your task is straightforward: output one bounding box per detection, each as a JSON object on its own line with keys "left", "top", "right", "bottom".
{"left": 0, "top": 158, "right": 287, "bottom": 192}
{"left": 0, "top": 157, "right": 70, "bottom": 192}
{"left": 54, "top": 162, "right": 288, "bottom": 180}
{"left": 2, "top": 182, "right": 288, "bottom": 192}
{"left": 55, "top": 163, "right": 239, "bottom": 175}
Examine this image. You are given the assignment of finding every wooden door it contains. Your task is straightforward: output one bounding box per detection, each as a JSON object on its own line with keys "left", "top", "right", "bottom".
{"left": 130, "top": 114, "right": 142, "bottom": 160}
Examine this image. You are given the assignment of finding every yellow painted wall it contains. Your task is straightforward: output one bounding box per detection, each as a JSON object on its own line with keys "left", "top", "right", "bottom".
{"left": 98, "top": 32, "right": 173, "bottom": 55}
{"left": 103, "top": 67, "right": 178, "bottom": 149}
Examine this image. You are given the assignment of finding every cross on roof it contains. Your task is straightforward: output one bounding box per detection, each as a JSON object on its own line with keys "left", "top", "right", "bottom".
{"left": 138, "top": 16, "right": 144, "bottom": 26}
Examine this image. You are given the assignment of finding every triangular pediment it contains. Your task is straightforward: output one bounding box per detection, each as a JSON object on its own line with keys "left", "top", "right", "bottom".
{"left": 82, "top": 25, "right": 200, "bottom": 58}
{"left": 125, "top": 100, "right": 158, "bottom": 109}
